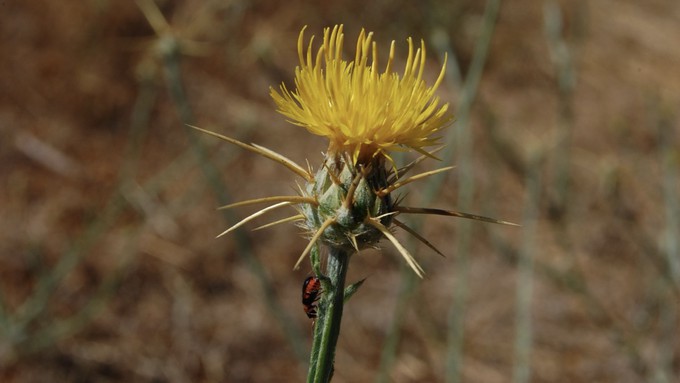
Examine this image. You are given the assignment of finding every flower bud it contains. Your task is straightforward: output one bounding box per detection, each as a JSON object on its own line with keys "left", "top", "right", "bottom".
{"left": 300, "top": 152, "right": 393, "bottom": 251}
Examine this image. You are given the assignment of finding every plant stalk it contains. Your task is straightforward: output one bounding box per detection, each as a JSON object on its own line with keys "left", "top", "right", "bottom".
{"left": 308, "top": 247, "right": 351, "bottom": 383}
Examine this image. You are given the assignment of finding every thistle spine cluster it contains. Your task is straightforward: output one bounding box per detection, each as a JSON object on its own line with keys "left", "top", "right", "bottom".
{"left": 300, "top": 153, "right": 392, "bottom": 252}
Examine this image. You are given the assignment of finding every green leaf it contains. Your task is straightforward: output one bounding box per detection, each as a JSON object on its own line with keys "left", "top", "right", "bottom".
{"left": 343, "top": 278, "right": 367, "bottom": 303}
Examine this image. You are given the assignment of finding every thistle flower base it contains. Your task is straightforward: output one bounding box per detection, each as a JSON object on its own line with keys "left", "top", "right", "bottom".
{"left": 300, "top": 152, "right": 393, "bottom": 252}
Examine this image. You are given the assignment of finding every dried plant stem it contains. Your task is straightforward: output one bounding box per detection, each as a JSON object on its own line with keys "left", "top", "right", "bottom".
{"left": 513, "top": 154, "right": 542, "bottom": 383}
{"left": 308, "top": 247, "right": 351, "bottom": 383}
{"left": 658, "top": 109, "right": 680, "bottom": 291}
{"left": 445, "top": 223, "right": 471, "bottom": 383}
{"left": 544, "top": 1, "right": 575, "bottom": 221}
{"left": 446, "top": 0, "right": 501, "bottom": 381}
{"left": 657, "top": 107, "right": 678, "bottom": 381}
{"left": 375, "top": 263, "right": 418, "bottom": 383}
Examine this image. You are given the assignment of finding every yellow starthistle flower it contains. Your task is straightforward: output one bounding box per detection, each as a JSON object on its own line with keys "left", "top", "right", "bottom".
{"left": 269, "top": 25, "right": 458, "bottom": 276}
{"left": 271, "top": 25, "right": 450, "bottom": 165}
{"left": 192, "top": 25, "right": 517, "bottom": 382}
{"left": 192, "top": 25, "right": 515, "bottom": 278}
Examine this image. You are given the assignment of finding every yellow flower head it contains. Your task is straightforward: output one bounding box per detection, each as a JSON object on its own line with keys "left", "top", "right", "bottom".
{"left": 271, "top": 25, "right": 451, "bottom": 164}
{"left": 193, "top": 26, "right": 514, "bottom": 280}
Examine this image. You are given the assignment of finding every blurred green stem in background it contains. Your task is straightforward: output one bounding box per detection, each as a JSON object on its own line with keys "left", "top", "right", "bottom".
{"left": 445, "top": 0, "right": 500, "bottom": 382}
{"left": 657, "top": 105, "right": 678, "bottom": 382}
{"left": 513, "top": 152, "right": 543, "bottom": 383}
{"left": 543, "top": 1, "right": 575, "bottom": 224}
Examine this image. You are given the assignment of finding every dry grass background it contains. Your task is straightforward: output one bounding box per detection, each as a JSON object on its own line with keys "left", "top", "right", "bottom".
{"left": 1, "top": 0, "right": 679, "bottom": 382}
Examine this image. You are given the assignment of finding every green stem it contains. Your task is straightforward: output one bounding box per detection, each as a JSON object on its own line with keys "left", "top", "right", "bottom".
{"left": 308, "top": 247, "right": 351, "bottom": 383}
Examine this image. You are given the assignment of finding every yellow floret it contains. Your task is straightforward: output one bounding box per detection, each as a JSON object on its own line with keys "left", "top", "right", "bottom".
{"left": 271, "top": 25, "right": 451, "bottom": 165}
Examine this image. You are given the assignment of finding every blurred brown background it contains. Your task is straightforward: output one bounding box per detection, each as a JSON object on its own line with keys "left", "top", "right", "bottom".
{"left": 1, "top": 0, "right": 679, "bottom": 382}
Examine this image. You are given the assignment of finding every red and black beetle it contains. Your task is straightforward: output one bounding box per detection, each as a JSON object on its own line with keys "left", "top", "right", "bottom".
{"left": 302, "top": 276, "right": 322, "bottom": 319}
